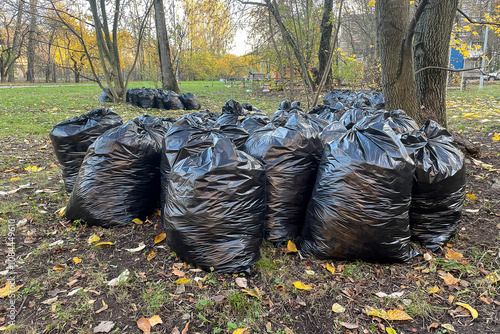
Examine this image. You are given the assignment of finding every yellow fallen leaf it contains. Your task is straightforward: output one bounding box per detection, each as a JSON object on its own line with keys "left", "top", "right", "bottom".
{"left": 147, "top": 251, "right": 157, "bottom": 261}
{"left": 94, "top": 242, "right": 114, "bottom": 247}
{"left": 466, "top": 193, "right": 477, "bottom": 200}
{"left": 156, "top": 209, "right": 161, "bottom": 216}
{"left": 441, "top": 323, "right": 456, "bottom": 332}
{"left": 305, "top": 270, "right": 315, "bottom": 275}
{"left": 55, "top": 206, "right": 66, "bottom": 217}
{"left": 368, "top": 0, "right": 375, "bottom": 7}
{"left": 428, "top": 286, "right": 440, "bottom": 294}
{"left": 293, "top": 281, "right": 312, "bottom": 290}
{"left": 154, "top": 233, "right": 166, "bottom": 244}
{"left": 326, "top": 263, "right": 335, "bottom": 275}
{"left": 9, "top": 177, "right": 20, "bottom": 182}
{"left": 132, "top": 218, "right": 143, "bottom": 225}
{"left": 387, "top": 309, "right": 412, "bottom": 321}
{"left": 492, "top": 132, "right": 500, "bottom": 141}
{"left": 365, "top": 306, "right": 388, "bottom": 319}
{"left": 148, "top": 314, "right": 163, "bottom": 327}
{"left": 88, "top": 234, "right": 100, "bottom": 244}
{"left": 241, "top": 287, "right": 264, "bottom": 299}
{"left": 232, "top": 328, "right": 248, "bottom": 334}
{"left": 0, "top": 282, "right": 11, "bottom": 298}
{"left": 386, "top": 328, "right": 397, "bottom": 334}
{"left": 175, "top": 278, "right": 191, "bottom": 284}
{"left": 53, "top": 264, "right": 67, "bottom": 271}
{"left": 456, "top": 302, "right": 478, "bottom": 319}
{"left": 0, "top": 325, "right": 13, "bottom": 331}
{"left": 287, "top": 240, "right": 298, "bottom": 253}
{"left": 73, "top": 257, "right": 82, "bottom": 264}
{"left": 137, "top": 316, "right": 151, "bottom": 333}
{"left": 445, "top": 249, "right": 463, "bottom": 261}
{"left": 440, "top": 272, "right": 460, "bottom": 286}
{"left": 331, "top": 303, "right": 345, "bottom": 313}
{"left": 483, "top": 272, "right": 500, "bottom": 284}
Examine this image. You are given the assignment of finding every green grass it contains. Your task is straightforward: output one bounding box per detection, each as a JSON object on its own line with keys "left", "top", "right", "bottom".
{"left": 0, "top": 81, "right": 285, "bottom": 139}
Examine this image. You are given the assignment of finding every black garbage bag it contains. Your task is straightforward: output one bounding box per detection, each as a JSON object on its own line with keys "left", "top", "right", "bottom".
{"left": 163, "top": 91, "right": 184, "bottom": 110}
{"left": 65, "top": 115, "right": 168, "bottom": 227}
{"left": 299, "top": 121, "right": 418, "bottom": 262}
{"left": 401, "top": 120, "right": 466, "bottom": 251}
{"left": 50, "top": 108, "right": 123, "bottom": 194}
{"left": 164, "top": 137, "right": 265, "bottom": 273}
{"left": 214, "top": 99, "right": 247, "bottom": 127}
{"left": 155, "top": 89, "right": 167, "bottom": 109}
{"left": 179, "top": 92, "right": 201, "bottom": 110}
{"left": 319, "top": 121, "right": 348, "bottom": 145}
{"left": 98, "top": 88, "right": 112, "bottom": 103}
{"left": 240, "top": 112, "right": 270, "bottom": 134}
{"left": 138, "top": 88, "right": 156, "bottom": 108}
{"left": 361, "top": 109, "right": 419, "bottom": 135}
{"left": 127, "top": 88, "right": 141, "bottom": 106}
{"left": 244, "top": 113, "right": 324, "bottom": 243}
{"left": 339, "top": 108, "right": 375, "bottom": 129}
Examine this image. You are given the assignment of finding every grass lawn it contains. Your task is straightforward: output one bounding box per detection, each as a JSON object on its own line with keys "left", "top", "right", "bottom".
{"left": 0, "top": 82, "right": 498, "bottom": 334}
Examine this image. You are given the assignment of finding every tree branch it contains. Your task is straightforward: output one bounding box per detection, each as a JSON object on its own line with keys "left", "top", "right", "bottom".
{"left": 414, "top": 65, "right": 486, "bottom": 75}
{"left": 457, "top": 8, "right": 500, "bottom": 27}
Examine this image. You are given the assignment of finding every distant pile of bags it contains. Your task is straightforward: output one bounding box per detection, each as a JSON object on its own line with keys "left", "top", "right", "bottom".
{"left": 99, "top": 87, "right": 201, "bottom": 110}
{"left": 50, "top": 90, "right": 466, "bottom": 273}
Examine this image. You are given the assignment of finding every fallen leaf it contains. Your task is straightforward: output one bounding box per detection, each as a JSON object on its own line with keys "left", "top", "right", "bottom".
{"left": 483, "top": 272, "right": 500, "bottom": 284}
{"left": 242, "top": 287, "right": 264, "bottom": 299}
{"left": 132, "top": 218, "right": 144, "bottom": 224}
{"left": 95, "top": 300, "right": 108, "bottom": 314}
{"left": 53, "top": 264, "right": 67, "bottom": 271}
{"left": 305, "top": 270, "right": 315, "bottom": 275}
{"left": 9, "top": 177, "right": 20, "bottom": 182}
{"left": 212, "top": 295, "right": 226, "bottom": 302}
{"left": 386, "top": 328, "right": 397, "bottom": 334}
{"left": 287, "top": 240, "right": 298, "bottom": 253}
{"left": 387, "top": 309, "right": 412, "bottom": 321}
{"left": 466, "top": 193, "right": 477, "bottom": 200}
{"left": 175, "top": 278, "right": 191, "bottom": 284}
{"left": 492, "top": 132, "right": 500, "bottom": 141}
{"left": 441, "top": 323, "right": 456, "bottom": 332}
{"left": 331, "top": 303, "right": 345, "bottom": 313}
{"left": 181, "top": 321, "right": 190, "bottom": 334}
{"left": 67, "top": 288, "right": 82, "bottom": 296}
{"left": 455, "top": 302, "right": 478, "bottom": 319}
{"left": 339, "top": 322, "right": 358, "bottom": 329}
{"left": 93, "top": 321, "right": 115, "bottom": 333}
{"left": 0, "top": 283, "right": 11, "bottom": 298}
{"left": 108, "top": 269, "right": 130, "bottom": 287}
{"left": 293, "top": 281, "right": 312, "bottom": 290}
{"left": 365, "top": 306, "right": 388, "bottom": 319}
{"left": 137, "top": 317, "right": 151, "bottom": 333}
{"left": 28, "top": 300, "right": 35, "bottom": 308}
{"left": 0, "top": 325, "right": 13, "bottom": 331}
{"left": 148, "top": 315, "right": 163, "bottom": 327}
{"left": 147, "top": 251, "right": 156, "bottom": 261}
{"left": 172, "top": 328, "right": 180, "bottom": 334}
{"left": 235, "top": 277, "right": 247, "bottom": 288}
{"left": 326, "top": 263, "right": 335, "bottom": 275}
{"left": 172, "top": 268, "right": 185, "bottom": 277}
{"left": 428, "top": 286, "right": 440, "bottom": 294}
{"left": 73, "top": 257, "right": 82, "bottom": 264}
{"left": 448, "top": 295, "right": 455, "bottom": 303}
{"left": 94, "top": 242, "right": 114, "bottom": 247}
{"left": 88, "top": 234, "right": 100, "bottom": 244}
{"left": 375, "top": 291, "right": 404, "bottom": 299}
{"left": 284, "top": 328, "right": 294, "bottom": 334}
{"left": 154, "top": 233, "right": 166, "bottom": 244}
{"left": 445, "top": 249, "right": 463, "bottom": 261}
{"left": 125, "top": 243, "right": 146, "bottom": 253}
{"left": 440, "top": 272, "right": 460, "bottom": 286}
{"left": 427, "top": 322, "right": 439, "bottom": 332}
{"left": 67, "top": 279, "right": 78, "bottom": 287}
{"left": 41, "top": 296, "right": 58, "bottom": 305}
{"left": 232, "top": 329, "right": 248, "bottom": 334}
{"left": 423, "top": 253, "right": 432, "bottom": 261}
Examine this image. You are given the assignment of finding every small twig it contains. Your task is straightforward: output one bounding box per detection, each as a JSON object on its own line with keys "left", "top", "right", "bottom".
{"left": 15, "top": 296, "right": 28, "bottom": 317}
{"left": 415, "top": 65, "right": 486, "bottom": 75}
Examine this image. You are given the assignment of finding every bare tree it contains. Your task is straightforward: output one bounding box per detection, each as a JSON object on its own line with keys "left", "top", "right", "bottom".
{"left": 26, "top": 0, "right": 38, "bottom": 82}
{"left": 0, "top": 0, "right": 26, "bottom": 82}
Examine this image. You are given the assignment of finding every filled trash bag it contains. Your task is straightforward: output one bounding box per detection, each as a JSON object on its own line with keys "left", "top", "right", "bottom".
{"left": 362, "top": 109, "right": 419, "bottom": 135}
{"left": 319, "top": 121, "right": 348, "bottom": 145}
{"left": 66, "top": 115, "right": 168, "bottom": 227}
{"left": 214, "top": 99, "right": 246, "bottom": 127}
{"left": 127, "top": 88, "right": 141, "bottom": 106}
{"left": 179, "top": 92, "right": 201, "bottom": 110}
{"left": 244, "top": 113, "right": 324, "bottom": 243}
{"left": 98, "top": 88, "right": 112, "bottom": 103}
{"left": 240, "top": 112, "right": 270, "bottom": 134}
{"left": 50, "top": 108, "right": 123, "bottom": 194}
{"left": 138, "top": 88, "right": 156, "bottom": 108}
{"left": 401, "top": 120, "right": 466, "bottom": 251}
{"left": 164, "top": 137, "right": 265, "bottom": 273}
{"left": 339, "top": 108, "right": 375, "bottom": 129}
{"left": 299, "top": 121, "right": 418, "bottom": 262}
{"left": 163, "top": 91, "right": 185, "bottom": 110}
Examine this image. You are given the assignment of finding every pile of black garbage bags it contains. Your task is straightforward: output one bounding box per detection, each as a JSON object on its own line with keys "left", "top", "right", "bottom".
{"left": 50, "top": 90, "right": 465, "bottom": 273}
{"left": 99, "top": 87, "right": 201, "bottom": 111}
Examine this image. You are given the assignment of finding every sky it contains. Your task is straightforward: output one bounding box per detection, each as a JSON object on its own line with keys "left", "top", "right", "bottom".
{"left": 230, "top": 27, "right": 252, "bottom": 56}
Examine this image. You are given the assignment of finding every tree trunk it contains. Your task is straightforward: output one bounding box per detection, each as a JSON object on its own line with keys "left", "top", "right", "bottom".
{"left": 27, "top": 0, "right": 38, "bottom": 83}
{"left": 376, "top": 0, "right": 421, "bottom": 123}
{"left": 414, "top": 0, "right": 458, "bottom": 128}
{"left": 317, "top": 0, "right": 333, "bottom": 86}
{"left": 154, "top": 0, "right": 180, "bottom": 93}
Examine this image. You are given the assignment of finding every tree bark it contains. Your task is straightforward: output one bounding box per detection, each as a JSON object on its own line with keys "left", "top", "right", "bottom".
{"left": 27, "top": 0, "right": 38, "bottom": 83}
{"left": 376, "top": 0, "right": 421, "bottom": 123}
{"left": 414, "top": 0, "right": 458, "bottom": 128}
{"left": 154, "top": 0, "right": 180, "bottom": 93}
{"left": 317, "top": 0, "right": 333, "bottom": 86}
